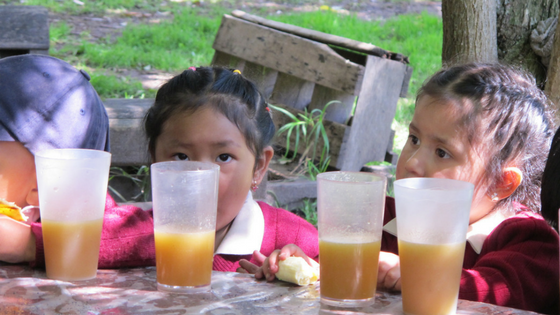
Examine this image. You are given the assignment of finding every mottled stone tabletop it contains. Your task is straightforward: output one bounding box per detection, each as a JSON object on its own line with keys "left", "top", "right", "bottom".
{"left": 0, "top": 265, "right": 541, "bottom": 315}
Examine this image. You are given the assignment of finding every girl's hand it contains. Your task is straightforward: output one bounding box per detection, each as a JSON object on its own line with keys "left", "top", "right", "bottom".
{"left": 0, "top": 215, "right": 35, "bottom": 263}
{"left": 377, "top": 251, "right": 402, "bottom": 291}
{"left": 259, "top": 244, "right": 317, "bottom": 282}
{"left": 237, "top": 250, "right": 267, "bottom": 274}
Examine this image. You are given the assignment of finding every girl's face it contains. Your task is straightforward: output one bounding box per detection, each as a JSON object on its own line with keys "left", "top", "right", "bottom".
{"left": 0, "top": 141, "right": 38, "bottom": 208}
{"left": 154, "top": 107, "right": 258, "bottom": 231}
{"left": 396, "top": 95, "right": 494, "bottom": 224}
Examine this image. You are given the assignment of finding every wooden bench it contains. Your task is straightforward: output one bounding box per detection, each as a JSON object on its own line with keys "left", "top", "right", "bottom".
{"left": 0, "top": 6, "right": 49, "bottom": 58}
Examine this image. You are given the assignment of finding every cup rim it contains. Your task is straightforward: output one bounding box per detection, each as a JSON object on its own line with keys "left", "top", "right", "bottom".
{"left": 34, "top": 148, "right": 111, "bottom": 160}
{"left": 316, "top": 171, "right": 386, "bottom": 184}
{"left": 394, "top": 177, "right": 474, "bottom": 191}
{"left": 151, "top": 160, "right": 220, "bottom": 172}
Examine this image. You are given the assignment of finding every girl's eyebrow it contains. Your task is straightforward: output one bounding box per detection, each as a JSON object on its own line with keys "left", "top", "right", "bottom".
{"left": 170, "top": 139, "right": 242, "bottom": 149}
{"left": 409, "top": 121, "right": 462, "bottom": 152}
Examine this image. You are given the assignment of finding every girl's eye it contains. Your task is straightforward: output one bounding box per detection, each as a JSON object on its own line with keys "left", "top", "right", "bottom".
{"left": 436, "top": 148, "right": 451, "bottom": 159}
{"left": 173, "top": 153, "right": 189, "bottom": 161}
{"left": 409, "top": 135, "right": 420, "bottom": 145}
{"left": 216, "top": 154, "right": 232, "bottom": 163}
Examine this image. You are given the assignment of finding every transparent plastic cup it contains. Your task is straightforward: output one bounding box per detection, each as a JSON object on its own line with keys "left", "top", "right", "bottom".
{"left": 317, "top": 171, "right": 387, "bottom": 307}
{"left": 151, "top": 161, "right": 219, "bottom": 293}
{"left": 394, "top": 178, "right": 474, "bottom": 315}
{"left": 35, "top": 149, "right": 111, "bottom": 281}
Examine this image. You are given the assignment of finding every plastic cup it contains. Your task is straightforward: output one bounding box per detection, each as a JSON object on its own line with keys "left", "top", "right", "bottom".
{"left": 151, "top": 161, "right": 219, "bottom": 293}
{"left": 35, "top": 149, "right": 111, "bottom": 281}
{"left": 317, "top": 171, "right": 387, "bottom": 307}
{"left": 394, "top": 178, "right": 474, "bottom": 315}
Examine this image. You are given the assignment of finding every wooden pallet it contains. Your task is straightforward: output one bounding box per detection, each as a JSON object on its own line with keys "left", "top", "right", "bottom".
{"left": 0, "top": 6, "right": 49, "bottom": 58}
{"left": 211, "top": 10, "right": 412, "bottom": 171}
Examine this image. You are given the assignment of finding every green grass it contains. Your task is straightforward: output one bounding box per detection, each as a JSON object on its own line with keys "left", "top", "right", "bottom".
{"left": 43, "top": 2, "right": 442, "bottom": 152}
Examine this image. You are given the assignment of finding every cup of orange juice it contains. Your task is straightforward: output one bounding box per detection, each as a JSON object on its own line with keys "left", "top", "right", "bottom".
{"left": 394, "top": 178, "right": 474, "bottom": 315}
{"left": 35, "top": 148, "right": 111, "bottom": 281}
{"left": 151, "top": 161, "right": 219, "bottom": 293}
{"left": 317, "top": 171, "right": 387, "bottom": 307}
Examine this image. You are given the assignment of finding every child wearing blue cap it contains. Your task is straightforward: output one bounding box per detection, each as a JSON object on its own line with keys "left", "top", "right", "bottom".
{"left": 0, "top": 54, "right": 154, "bottom": 267}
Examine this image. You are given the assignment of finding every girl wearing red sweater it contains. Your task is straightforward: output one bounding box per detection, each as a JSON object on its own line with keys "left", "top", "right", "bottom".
{"left": 250, "top": 63, "right": 559, "bottom": 314}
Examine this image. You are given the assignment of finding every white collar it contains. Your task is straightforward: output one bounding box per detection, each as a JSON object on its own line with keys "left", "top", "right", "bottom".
{"left": 215, "top": 192, "right": 265, "bottom": 255}
{"left": 382, "top": 210, "right": 512, "bottom": 255}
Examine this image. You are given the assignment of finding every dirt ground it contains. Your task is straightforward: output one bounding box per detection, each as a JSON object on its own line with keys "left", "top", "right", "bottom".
{"left": 47, "top": 0, "right": 441, "bottom": 89}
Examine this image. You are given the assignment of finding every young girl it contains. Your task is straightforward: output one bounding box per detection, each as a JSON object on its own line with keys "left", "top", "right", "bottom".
{"left": 143, "top": 66, "right": 319, "bottom": 271}
{"left": 248, "top": 63, "right": 559, "bottom": 314}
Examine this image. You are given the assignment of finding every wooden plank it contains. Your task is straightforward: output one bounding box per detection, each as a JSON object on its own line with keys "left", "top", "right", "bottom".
{"left": 231, "top": 10, "right": 409, "bottom": 63}
{"left": 0, "top": 6, "right": 49, "bottom": 50}
{"left": 400, "top": 65, "right": 414, "bottom": 98}
{"left": 307, "top": 85, "right": 356, "bottom": 124}
{"left": 269, "top": 72, "right": 314, "bottom": 110}
{"left": 271, "top": 103, "right": 347, "bottom": 168}
{"left": 104, "top": 99, "right": 153, "bottom": 166}
{"left": 239, "top": 62, "right": 278, "bottom": 99}
{"left": 211, "top": 51, "right": 245, "bottom": 70}
{"left": 213, "top": 14, "right": 364, "bottom": 95}
{"left": 337, "top": 56, "right": 408, "bottom": 171}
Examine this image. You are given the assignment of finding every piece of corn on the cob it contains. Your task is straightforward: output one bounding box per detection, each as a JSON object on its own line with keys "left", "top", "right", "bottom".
{"left": 276, "top": 256, "right": 319, "bottom": 286}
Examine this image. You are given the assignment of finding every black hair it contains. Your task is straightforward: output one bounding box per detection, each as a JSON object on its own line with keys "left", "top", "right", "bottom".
{"left": 144, "top": 66, "right": 275, "bottom": 167}
{"left": 541, "top": 126, "right": 560, "bottom": 231}
{"left": 418, "top": 63, "right": 555, "bottom": 213}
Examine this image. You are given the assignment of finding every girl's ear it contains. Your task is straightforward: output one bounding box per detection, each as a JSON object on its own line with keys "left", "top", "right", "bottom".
{"left": 254, "top": 146, "right": 274, "bottom": 185}
{"left": 494, "top": 167, "right": 523, "bottom": 200}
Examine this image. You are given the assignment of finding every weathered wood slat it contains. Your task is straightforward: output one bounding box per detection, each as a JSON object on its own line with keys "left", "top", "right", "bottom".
{"left": 0, "top": 6, "right": 49, "bottom": 51}
{"left": 104, "top": 99, "right": 153, "bottom": 166}
{"left": 230, "top": 10, "right": 409, "bottom": 63}
{"left": 307, "top": 85, "right": 355, "bottom": 124}
{"left": 337, "top": 56, "right": 408, "bottom": 170}
{"left": 269, "top": 73, "right": 315, "bottom": 110}
{"left": 213, "top": 14, "right": 365, "bottom": 95}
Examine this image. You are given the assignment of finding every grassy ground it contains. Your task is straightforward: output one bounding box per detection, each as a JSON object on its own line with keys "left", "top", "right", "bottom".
{"left": 6, "top": 0, "right": 443, "bottom": 152}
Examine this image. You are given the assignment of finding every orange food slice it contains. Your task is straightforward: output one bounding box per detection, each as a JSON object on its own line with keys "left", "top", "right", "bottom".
{"left": 0, "top": 199, "right": 27, "bottom": 222}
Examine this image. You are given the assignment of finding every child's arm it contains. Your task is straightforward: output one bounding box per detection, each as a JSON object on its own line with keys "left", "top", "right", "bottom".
{"left": 377, "top": 251, "right": 402, "bottom": 291}
{"left": 0, "top": 216, "right": 35, "bottom": 263}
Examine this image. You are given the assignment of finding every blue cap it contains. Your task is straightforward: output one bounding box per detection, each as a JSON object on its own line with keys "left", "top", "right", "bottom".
{"left": 0, "top": 54, "right": 110, "bottom": 155}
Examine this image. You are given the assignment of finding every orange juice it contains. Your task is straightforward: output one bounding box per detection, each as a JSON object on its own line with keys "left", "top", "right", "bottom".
{"left": 155, "top": 229, "right": 214, "bottom": 287}
{"left": 319, "top": 239, "right": 381, "bottom": 302}
{"left": 399, "top": 240, "right": 466, "bottom": 315}
{"left": 42, "top": 218, "right": 104, "bottom": 281}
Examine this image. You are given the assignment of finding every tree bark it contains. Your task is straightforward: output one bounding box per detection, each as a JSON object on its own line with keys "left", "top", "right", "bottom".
{"left": 545, "top": 10, "right": 560, "bottom": 120}
{"left": 442, "top": 0, "right": 497, "bottom": 67}
{"left": 497, "top": 0, "right": 559, "bottom": 88}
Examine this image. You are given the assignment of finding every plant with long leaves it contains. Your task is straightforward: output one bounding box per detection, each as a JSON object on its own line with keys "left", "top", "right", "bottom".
{"left": 269, "top": 101, "right": 338, "bottom": 179}
{"left": 108, "top": 165, "right": 151, "bottom": 202}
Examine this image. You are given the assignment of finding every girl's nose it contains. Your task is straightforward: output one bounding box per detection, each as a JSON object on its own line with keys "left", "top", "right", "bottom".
{"left": 404, "top": 151, "right": 424, "bottom": 177}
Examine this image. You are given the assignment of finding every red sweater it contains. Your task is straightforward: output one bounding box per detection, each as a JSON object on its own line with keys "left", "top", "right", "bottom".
{"left": 381, "top": 196, "right": 560, "bottom": 314}
{"left": 31, "top": 194, "right": 319, "bottom": 272}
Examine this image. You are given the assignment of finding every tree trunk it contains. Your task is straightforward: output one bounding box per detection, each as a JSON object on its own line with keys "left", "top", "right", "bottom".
{"left": 497, "top": 0, "right": 559, "bottom": 88}
{"left": 545, "top": 10, "right": 560, "bottom": 121}
{"left": 442, "top": 0, "right": 498, "bottom": 67}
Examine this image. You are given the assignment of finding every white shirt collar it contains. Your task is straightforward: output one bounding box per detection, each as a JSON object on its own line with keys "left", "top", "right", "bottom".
{"left": 382, "top": 210, "right": 512, "bottom": 255}
{"left": 215, "top": 192, "right": 265, "bottom": 255}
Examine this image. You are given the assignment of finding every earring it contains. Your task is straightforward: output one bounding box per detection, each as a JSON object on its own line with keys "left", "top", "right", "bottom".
{"left": 251, "top": 180, "right": 259, "bottom": 192}
{"left": 490, "top": 192, "right": 499, "bottom": 202}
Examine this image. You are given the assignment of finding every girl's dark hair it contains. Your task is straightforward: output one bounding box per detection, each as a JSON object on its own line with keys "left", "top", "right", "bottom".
{"left": 144, "top": 66, "right": 275, "bottom": 166}
{"left": 541, "top": 127, "right": 560, "bottom": 231}
{"left": 418, "top": 63, "right": 555, "bottom": 213}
